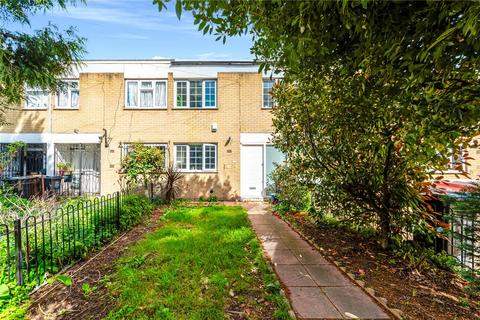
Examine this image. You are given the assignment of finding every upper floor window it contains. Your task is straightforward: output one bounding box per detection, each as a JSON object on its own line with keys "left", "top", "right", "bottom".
{"left": 174, "top": 80, "right": 216, "bottom": 109}
{"left": 174, "top": 143, "right": 217, "bottom": 172}
{"left": 56, "top": 80, "right": 79, "bottom": 109}
{"left": 25, "top": 87, "right": 49, "bottom": 109}
{"left": 263, "top": 79, "right": 276, "bottom": 109}
{"left": 125, "top": 80, "right": 167, "bottom": 109}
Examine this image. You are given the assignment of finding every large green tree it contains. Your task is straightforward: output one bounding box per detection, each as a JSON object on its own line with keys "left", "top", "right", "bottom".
{"left": 0, "top": 0, "right": 85, "bottom": 124}
{"left": 157, "top": 0, "right": 480, "bottom": 243}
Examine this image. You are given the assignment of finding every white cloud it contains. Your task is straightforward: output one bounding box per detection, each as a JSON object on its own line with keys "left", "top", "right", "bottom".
{"left": 51, "top": 4, "right": 196, "bottom": 33}
{"left": 151, "top": 55, "right": 171, "bottom": 59}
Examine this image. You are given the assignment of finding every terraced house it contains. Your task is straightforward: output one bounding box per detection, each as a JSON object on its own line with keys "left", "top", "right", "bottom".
{"left": 0, "top": 60, "right": 285, "bottom": 200}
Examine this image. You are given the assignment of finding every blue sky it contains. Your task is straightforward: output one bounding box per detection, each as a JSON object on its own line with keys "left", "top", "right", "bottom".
{"left": 13, "top": 0, "right": 254, "bottom": 60}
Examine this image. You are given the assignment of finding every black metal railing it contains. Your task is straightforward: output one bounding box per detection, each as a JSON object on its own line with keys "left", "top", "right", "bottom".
{"left": 57, "top": 171, "right": 101, "bottom": 197}
{"left": 0, "top": 190, "right": 136, "bottom": 287}
{"left": 0, "top": 172, "right": 101, "bottom": 199}
{"left": 444, "top": 205, "right": 479, "bottom": 274}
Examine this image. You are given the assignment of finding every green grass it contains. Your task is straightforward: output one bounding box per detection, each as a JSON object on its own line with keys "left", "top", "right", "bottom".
{"left": 106, "top": 205, "right": 292, "bottom": 320}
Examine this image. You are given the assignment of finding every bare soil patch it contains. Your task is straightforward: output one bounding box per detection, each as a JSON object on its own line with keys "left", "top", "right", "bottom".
{"left": 275, "top": 210, "right": 480, "bottom": 320}
{"left": 27, "top": 208, "right": 165, "bottom": 320}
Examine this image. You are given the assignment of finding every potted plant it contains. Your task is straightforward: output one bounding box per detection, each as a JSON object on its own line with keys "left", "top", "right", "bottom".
{"left": 57, "top": 161, "right": 73, "bottom": 182}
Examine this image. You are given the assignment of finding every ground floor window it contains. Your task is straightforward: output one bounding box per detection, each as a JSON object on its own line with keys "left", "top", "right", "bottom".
{"left": 174, "top": 144, "right": 217, "bottom": 172}
{"left": 54, "top": 143, "right": 101, "bottom": 195}
{"left": 121, "top": 143, "right": 168, "bottom": 169}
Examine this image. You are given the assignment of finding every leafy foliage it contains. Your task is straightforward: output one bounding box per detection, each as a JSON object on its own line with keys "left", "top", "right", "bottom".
{"left": 120, "top": 194, "right": 155, "bottom": 229}
{"left": 157, "top": 1, "right": 480, "bottom": 244}
{"left": 0, "top": 0, "right": 85, "bottom": 124}
{"left": 0, "top": 141, "right": 25, "bottom": 173}
{"left": 268, "top": 163, "right": 310, "bottom": 213}
{"left": 120, "top": 143, "right": 166, "bottom": 198}
{"left": 53, "top": 274, "right": 73, "bottom": 287}
{"left": 163, "top": 165, "right": 183, "bottom": 204}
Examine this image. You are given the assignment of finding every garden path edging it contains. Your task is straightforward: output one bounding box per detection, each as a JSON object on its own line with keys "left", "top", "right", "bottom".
{"left": 275, "top": 210, "right": 403, "bottom": 320}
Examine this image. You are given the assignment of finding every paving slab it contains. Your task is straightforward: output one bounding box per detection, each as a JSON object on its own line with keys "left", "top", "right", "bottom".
{"left": 289, "top": 287, "right": 343, "bottom": 319}
{"left": 265, "top": 249, "right": 301, "bottom": 265}
{"left": 292, "top": 248, "right": 330, "bottom": 265}
{"left": 323, "top": 286, "right": 390, "bottom": 319}
{"left": 262, "top": 239, "right": 290, "bottom": 250}
{"left": 304, "top": 265, "right": 354, "bottom": 287}
{"left": 246, "top": 203, "right": 391, "bottom": 320}
{"left": 275, "top": 264, "right": 317, "bottom": 287}
{"left": 283, "top": 239, "right": 314, "bottom": 250}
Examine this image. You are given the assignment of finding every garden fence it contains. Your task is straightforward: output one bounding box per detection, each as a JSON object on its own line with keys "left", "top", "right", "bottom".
{"left": 443, "top": 205, "right": 479, "bottom": 274}
{"left": 0, "top": 190, "right": 136, "bottom": 287}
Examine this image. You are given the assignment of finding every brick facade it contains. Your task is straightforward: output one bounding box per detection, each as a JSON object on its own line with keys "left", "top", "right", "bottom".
{"left": 0, "top": 62, "right": 274, "bottom": 199}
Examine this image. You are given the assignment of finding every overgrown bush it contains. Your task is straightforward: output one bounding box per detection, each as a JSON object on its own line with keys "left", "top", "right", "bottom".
{"left": 119, "top": 143, "right": 165, "bottom": 199}
{"left": 120, "top": 194, "right": 155, "bottom": 229}
{"left": 268, "top": 163, "right": 312, "bottom": 213}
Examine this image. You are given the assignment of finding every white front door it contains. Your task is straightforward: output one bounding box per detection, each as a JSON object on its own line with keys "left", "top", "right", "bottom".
{"left": 240, "top": 145, "right": 264, "bottom": 199}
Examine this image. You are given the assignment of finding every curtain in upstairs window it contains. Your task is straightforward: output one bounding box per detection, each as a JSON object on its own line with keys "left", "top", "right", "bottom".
{"left": 57, "top": 88, "right": 68, "bottom": 107}
{"left": 155, "top": 81, "right": 166, "bottom": 107}
{"left": 140, "top": 81, "right": 153, "bottom": 107}
{"left": 26, "top": 89, "right": 49, "bottom": 108}
{"left": 127, "top": 82, "right": 138, "bottom": 107}
{"left": 71, "top": 84, "right": 79, "bottom": 108}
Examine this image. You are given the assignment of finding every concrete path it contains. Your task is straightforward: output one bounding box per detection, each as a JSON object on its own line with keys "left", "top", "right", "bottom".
{"left": 245, "top": 203, "right": 390, "bottom": 320}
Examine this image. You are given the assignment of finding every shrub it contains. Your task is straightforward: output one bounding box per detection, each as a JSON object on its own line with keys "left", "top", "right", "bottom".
{"left": 207, "top": 195, "right": 217, "bottom": 202}
{"left": 120, "top": 194, "right": 154, "bottom": 229}
{"left": 268, "top": 163, "right": 311, "bottom": 212}
{"left": 163, "top": 165, "right": 183, "bottom": 204}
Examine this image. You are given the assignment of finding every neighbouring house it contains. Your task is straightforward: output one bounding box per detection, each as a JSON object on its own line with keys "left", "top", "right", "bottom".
{"left": 0, "top": 60, "right": 285, "bottom": 200}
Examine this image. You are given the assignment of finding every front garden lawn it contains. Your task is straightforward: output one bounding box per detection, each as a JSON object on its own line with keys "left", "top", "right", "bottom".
{"left": 106, "top": 204, "right": 292, "bottom": 320}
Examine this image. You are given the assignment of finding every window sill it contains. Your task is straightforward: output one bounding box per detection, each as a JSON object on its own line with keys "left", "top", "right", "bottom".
{"left": 438, "top": 170, "right": 467, "bottom": 174}
{"left": 261, "top": 107, "right": 274, "bottom": 110}
{"left": 177, "top": 170, "right": 218, "bottom": 174}
{"left": 124, "top": 107, "right": 168, "bottom": 110}
{"left": 55, "top": 107, "right": 80, "bottom": 110}
{"left": 173, "top": 107, "right": 218, "bottom": 110}
{"left": 23, "top": 108, "right": 48, "bottom": 111}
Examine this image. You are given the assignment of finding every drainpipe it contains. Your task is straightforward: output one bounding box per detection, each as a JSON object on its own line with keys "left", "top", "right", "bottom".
{"left": 46, "top": 91, "right": 54, "bottom": 176}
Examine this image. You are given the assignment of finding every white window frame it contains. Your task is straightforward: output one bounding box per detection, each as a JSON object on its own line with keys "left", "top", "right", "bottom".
{"left": 203, "top": 80, "right": 217, "bottom": 108}
{"left": 122, "top": 143, "right": 169, "bottom": 169}
{"left": 262, "top": 78, "right": 278, "bottom": 109}
{"left": 24, "top": 86, "right": 49, "bottom": 110}
{"left": 174, "top": 143, "right": 217, "bottom": 172}
{"left": 55, "top": 80, "right": 80, "bottom": 109}
{"left": 174, "top": 80, "right": 217, "bottom": 109}
{"left": 124, "top": 80, "right": 168, "bottom": 109}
